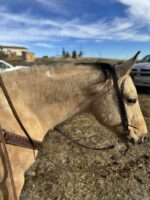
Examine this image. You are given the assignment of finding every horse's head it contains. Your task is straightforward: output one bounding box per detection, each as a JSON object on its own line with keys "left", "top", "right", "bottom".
{"left": 91, "top": 52, "right": 148, "bottom": 143}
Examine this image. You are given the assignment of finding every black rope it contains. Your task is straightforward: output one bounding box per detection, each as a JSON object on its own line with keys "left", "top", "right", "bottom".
{"left": 54, "top": 127, "right": 116, "bottom": 151}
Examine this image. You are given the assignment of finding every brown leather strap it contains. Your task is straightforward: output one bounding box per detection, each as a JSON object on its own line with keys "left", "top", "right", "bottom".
{"left": 0, "top": 127, "right": 18, "bottom": 200}
{"left": 0, "top": 74, "right": 42, "bottom": 200}
{"left": 1, "top": 129, "right": 42, "bottom": 150}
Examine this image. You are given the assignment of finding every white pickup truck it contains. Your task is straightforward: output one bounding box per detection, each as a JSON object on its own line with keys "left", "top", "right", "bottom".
{"left": 0, "top": 60, "right": 26, "bottom": 72}
{"left": 132, "top": 55, "right": 150, "bottom": 87}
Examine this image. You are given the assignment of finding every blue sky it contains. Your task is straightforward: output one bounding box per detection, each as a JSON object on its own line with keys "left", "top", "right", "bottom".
{"left": 0, "top": 0, "right": 150, "bottom": 59}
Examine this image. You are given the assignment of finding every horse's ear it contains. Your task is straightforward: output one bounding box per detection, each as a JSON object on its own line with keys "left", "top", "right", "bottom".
{"left": 115, "top": 51, "right": 140, "bottom": 77}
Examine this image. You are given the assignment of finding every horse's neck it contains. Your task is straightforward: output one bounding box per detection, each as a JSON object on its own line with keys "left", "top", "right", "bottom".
{"left": 1, "top": 66, "right": 104, "bottom": 141}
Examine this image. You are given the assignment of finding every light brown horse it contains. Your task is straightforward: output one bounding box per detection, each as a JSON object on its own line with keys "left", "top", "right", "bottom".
{"left": 0, "top": 53, "right": 148, "bottom": 199}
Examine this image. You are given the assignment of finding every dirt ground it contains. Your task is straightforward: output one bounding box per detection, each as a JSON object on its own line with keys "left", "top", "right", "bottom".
{"left": 20, "top": 87, "right": 150, "bottom": 200}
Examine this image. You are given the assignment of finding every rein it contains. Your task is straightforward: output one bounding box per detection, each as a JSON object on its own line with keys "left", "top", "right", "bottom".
{"left": 0, "top": 74, "right": 42, "bottom": 200}
{"left": 0, "top": 75, "right": 41, "bottom": 151}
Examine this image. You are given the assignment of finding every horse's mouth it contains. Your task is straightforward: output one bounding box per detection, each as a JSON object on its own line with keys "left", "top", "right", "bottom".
{"left": 111, "top": 124, "right": 149, "bottom": 144}
{"left": 123, "top": 132, "right": 150, "bottom": 146}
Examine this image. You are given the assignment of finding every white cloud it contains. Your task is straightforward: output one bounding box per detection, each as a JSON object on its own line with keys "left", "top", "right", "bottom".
{"left": 0, "top": 42, "right": 28, "bottom": 48}
{"left": 36, "top": 0, "right": 70, "bottom": 15}
{"left": 0, "top": 2, "right": 150, "bottom": 47}
{"left": 116, "top": 0, "right": 150, "bottom": 24}
{"left": 0, "top": 11, "right": 61, "bottom": 27}
{"left": 34, "top": 43, "right": 54, "bottom": 48}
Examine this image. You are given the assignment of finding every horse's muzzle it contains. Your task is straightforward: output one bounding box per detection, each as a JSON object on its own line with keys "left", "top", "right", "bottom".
{"left": 126, "top": 133, "right": 149, "bottom": 145}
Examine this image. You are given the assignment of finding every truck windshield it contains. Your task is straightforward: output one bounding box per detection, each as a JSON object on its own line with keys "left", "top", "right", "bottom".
{"left": 140, "top": 55, "right": 150, "bottom": 63}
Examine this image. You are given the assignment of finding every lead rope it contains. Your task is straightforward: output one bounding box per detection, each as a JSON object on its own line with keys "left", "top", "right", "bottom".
{"left": 54, "top": 127, "right": 116, "bottom": 151}
{"left": 0, "top": 127, "right": 18, "bottom": 200}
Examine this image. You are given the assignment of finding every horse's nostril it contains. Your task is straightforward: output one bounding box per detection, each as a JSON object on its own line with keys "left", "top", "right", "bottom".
{"left": 142, "top": 135, "right": 149, "bottom": 142}
{"left": 139, "top": 135, "right": 148, "bottom": 144}
{"left": 142, "top": 136, "right": 147, "bottom": 142}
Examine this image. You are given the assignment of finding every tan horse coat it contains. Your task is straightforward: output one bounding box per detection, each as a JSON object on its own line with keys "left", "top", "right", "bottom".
{"left": 0, "top": 58, "right": 147, "bottom": 199}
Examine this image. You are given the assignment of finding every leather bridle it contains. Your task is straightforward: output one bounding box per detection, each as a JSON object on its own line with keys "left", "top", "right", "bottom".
{"left": 54, "top": 64, "right": 131, "bottom": 150}
{"left": 0, "top": 63, "right": 132, "bottom": 199}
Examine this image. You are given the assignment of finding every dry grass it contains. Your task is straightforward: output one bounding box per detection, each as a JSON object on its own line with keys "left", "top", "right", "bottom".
{"left": 20, "top": 89, "right": 150, "bottom": 200}
{"left": 35, "top": 57, "right": 122, "bottom": 66}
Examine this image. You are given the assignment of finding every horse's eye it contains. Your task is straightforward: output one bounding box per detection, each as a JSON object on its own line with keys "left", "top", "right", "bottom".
{"left": 126, "top": 98, "right": 137, "bottom": 104}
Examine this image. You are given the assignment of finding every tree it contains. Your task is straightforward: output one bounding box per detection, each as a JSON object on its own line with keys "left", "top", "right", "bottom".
{"left": 62, "top": 48, "right": 66, "bottom": 57}
{"left": 72, "top": 50, "right": 77, "bottom": 59}
{"left": 65, "top": 52, "right": 70, "bottom": 58}
{"left": 78, "top": 50, "right": 83, "bottom": 57}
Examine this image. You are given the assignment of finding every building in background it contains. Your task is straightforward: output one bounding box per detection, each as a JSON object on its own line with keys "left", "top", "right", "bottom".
{"left": 0, "top": 45, "right": 35, "bottom": 62}
{"left": 0, "top": 45, "right": 28, "bottom": 57}
{"left": 22, "top": 51, "right": 35, "bottom": 62}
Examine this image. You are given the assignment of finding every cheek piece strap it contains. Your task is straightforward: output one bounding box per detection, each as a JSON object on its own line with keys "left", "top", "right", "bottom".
{"left": 111, "top": 66, "right": 130, "bottom": 138}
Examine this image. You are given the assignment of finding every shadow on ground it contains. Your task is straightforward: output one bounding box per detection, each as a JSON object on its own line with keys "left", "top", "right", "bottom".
{"left": 20, "top": 90, "right": 150, "bottom": 200}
